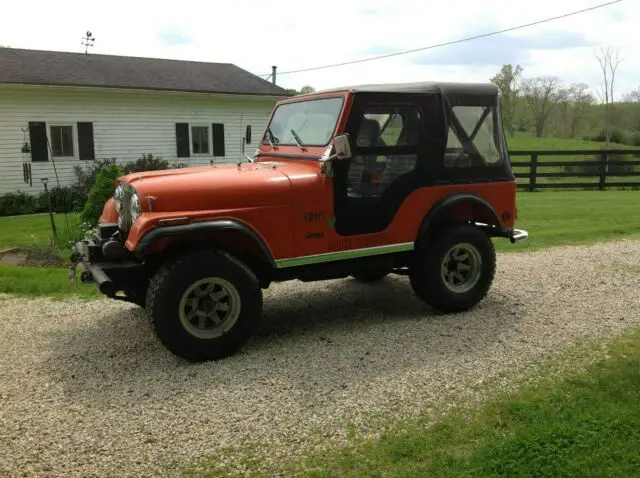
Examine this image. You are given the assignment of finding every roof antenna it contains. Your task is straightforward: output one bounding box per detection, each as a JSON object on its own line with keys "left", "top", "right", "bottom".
{"left": 81, "top": 31, "right": 95, "bottom": 54}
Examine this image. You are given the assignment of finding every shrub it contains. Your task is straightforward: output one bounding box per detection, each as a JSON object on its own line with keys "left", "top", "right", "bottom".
{"left": 629, "top": 132, "right": 640, "bottom": 147}
{"left": 80, "top": 163, "right": 123, "bottom": 226}
{"left": 72, "top": 158, "right": 117, "bottom": 202}
{"left": 37, "top": 186, "right": 85, "bottom": 213}
{"left": 0, "top": 191, "right": 39, "bottom": 216}
{"left": 122, "top": 153, "right": 178, "bottom": 174}
{"left": 588, "top": 127, "right": 629, "bottom": 145}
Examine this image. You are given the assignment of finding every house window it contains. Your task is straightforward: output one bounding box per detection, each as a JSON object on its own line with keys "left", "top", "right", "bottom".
{"left": 50, "top": 125, "right": 75, "bottom": 157}
{"left": 191, "top": 126, "right": 210, "bottom": 154}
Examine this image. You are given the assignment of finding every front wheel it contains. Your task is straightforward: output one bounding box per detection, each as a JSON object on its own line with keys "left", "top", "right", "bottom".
{"left": 410, "top": 224, "right": 496, "bottom": 313}
{"left": 146, "top": 250, "right": 263, "bottom": 362}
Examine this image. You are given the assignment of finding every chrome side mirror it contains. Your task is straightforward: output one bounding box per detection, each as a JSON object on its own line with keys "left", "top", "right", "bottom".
{"left": 320, "top": 133, "right": 352, "bottom": 177}
{"left": 332, "top": 134, "right": 352, "bottom": 160}
{"left": 320, "top": 134, "right": 352, "bottom": 162}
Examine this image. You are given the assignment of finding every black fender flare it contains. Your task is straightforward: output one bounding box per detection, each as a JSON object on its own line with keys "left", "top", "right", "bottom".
{"left": 134, "top": 219, "right": 276, "bottom": 267}
{"left": 415, "top": 193, "right": 504, "bottom": 247}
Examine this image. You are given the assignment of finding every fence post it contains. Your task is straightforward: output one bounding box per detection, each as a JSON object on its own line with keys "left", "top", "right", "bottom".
{"left": 528, "top": 153, "right": 538, "bottom": 192}
{"left": 599, "top": 151, "right": 608, "bottom": 191}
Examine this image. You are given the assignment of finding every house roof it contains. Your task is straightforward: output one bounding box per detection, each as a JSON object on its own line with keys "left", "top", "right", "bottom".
{"left": 0, "top": 47, "right": 289, "bottom": 97}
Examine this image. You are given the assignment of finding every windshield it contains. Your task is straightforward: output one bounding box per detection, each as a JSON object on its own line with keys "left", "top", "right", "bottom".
{"left": 263, "top": 97, "right": 344, "bottom": 147}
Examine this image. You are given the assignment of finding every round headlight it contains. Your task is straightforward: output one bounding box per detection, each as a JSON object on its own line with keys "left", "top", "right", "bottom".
{"left": 130, "top": 193, "right": 141, "bottom": 221}
{"left": 114, "top": 184, "right": 125, "bottom": 213}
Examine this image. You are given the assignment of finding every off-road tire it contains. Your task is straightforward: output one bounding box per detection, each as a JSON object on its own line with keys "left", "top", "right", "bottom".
{"left": 410, "top": 224, "right": 495, "bottom": 313}
{"left": 145, "top": 250, "right": 262, "bottom": 362}
{"left": 351, "top": 269, "right": 389, "bottom": 283}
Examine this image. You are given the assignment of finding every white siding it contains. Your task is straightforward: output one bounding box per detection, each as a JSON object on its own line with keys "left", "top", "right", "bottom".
{"left": 0, "top": 85, "right": 278, "bottom": 195}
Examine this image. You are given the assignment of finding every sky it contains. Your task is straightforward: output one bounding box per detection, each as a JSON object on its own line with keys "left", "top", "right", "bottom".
{"left": 1, "top": 0, "right": 638, "bottom": 98}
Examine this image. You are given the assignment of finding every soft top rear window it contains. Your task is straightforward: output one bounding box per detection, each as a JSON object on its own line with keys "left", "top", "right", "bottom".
{"left": 444, "top": 105, "right": 504, "bottom": 168}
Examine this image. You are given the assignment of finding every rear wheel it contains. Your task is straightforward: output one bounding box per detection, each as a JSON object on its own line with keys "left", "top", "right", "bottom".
{"left": 146, "top": 250, "right": 262, "bottom": 362}
{"left": 410, "top": 224, "right": 495, "bottom": 313}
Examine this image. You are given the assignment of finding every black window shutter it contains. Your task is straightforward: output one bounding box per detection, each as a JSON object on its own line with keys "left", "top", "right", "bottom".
{"left": 176, "top": 123, "right": 190, "bottom": 158}
{"left": 77, "top": 122, "right": 95, "bottom": 160}
{"left": 212, "top": 123, "right": 225, "bottom": 157}
{"left": 28, "top": 121, "right": 48, "bottom": 162}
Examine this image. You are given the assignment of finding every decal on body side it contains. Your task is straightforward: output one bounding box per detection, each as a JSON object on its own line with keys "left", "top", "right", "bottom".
{"left": 274, "top": 242, "right": 414, "bottom": 268}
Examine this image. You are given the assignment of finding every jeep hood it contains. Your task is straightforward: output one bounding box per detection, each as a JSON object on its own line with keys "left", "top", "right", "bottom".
{"left": 120, "top": 161, "right": 317, "bottom": 212}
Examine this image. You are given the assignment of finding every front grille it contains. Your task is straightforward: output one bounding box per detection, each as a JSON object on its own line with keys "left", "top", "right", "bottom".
{"left": 117, "top": 184, "right": 135, "bottom": 233}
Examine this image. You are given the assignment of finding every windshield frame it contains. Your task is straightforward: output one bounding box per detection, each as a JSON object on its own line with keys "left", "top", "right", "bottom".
{"left": 261, "top": 95, "right": 345, "bottom": 148}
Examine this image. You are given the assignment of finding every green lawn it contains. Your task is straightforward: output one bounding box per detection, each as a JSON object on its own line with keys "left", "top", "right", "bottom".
{"left": 295, "top": 330, "right": 640, "bottom": 478}
{"left": 496, "top": 190, "right": 640, "bottom": 252}
{"left": 0, "top": 212, "right": 98, "bottom": 298}
{"left": 506, "top": 132, "right": 638, "bottom": 151}
{"left": 0, "top": 264, "right": 100, "bottom": 299}
{"left": 0, "top": 212, "right": 82, "bottom": 254}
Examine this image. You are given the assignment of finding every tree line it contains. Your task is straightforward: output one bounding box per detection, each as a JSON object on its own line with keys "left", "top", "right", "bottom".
{"left": 490, "top": 47, "right": 640, "bottom": 145}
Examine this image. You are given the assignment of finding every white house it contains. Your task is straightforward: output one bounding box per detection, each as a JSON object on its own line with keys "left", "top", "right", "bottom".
{"left": 0, "top": 48, "right": 289, "bottom": 195}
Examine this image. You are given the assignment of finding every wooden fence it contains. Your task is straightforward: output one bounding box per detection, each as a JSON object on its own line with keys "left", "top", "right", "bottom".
{"left": 509, "top": 149, "right": 640, "bottom": 191}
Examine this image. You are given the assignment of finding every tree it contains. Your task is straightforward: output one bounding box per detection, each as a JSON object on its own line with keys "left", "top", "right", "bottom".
{"left": 623, "top": 86, "right": 640, "bottom": 103}
{"left": 556, "top": 87, "right": 572, "bottom": 137}
{"left": 595, "top": 46, "right": 621, "bottom": 145}
{"left": 490, "top": 64, "right": 523, "bottom": 136}
{"left": 567, "top": 83, "right": 595, "bottom": 138}
{"left": 522, "top": 76, "right": 563, "bottom": 137}
{"left": 299, "top": 85, "right": 315, "bottom": 95}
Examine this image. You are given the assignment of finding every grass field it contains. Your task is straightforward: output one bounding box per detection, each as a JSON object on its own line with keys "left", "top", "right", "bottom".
{"left": 1, "top": 190, "right": 639, "bottom": 298}
{"left": 505, "top": 132, "right": 638, "bottom": 151}
{"left": 294, "top": 330, "right": 640, "bottom": 477}
{"left": 0, "top": 212, "right": 99, "bottom": 298}
{"left": 497, "top": 190, "right": 640, "bottom": 252}
{"left": 0, "top": 212, "right": 81, "bottom": 254}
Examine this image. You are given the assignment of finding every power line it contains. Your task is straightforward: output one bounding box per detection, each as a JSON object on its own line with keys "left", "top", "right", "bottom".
{"left": 260, "top": 0, "right": 623, "bottom": 77}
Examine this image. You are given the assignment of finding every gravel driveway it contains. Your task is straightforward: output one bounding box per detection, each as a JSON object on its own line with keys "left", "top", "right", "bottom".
{"left": 1, "top": 239, "right": 639, "bottom": 477}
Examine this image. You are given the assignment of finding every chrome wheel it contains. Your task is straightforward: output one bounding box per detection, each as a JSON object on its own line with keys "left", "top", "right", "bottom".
{"left": 178, "top": 277, "right": 241, "bottom": 339}
{"left": 440, "top": 243, "right": 482, "bottom": 294}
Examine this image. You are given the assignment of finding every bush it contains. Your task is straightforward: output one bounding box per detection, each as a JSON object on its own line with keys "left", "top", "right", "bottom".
{"left": 37, "top": 186, "right": 85, "bottom": 213}
{"left": 72, "top": 158, "right": 117, "bottom": 203}
{"left": 629, "top": 132, "right": 640, "bottom": 147}
{"left": 121, "top": 153, "right": 183, "bottom": 174}
{"left": 80, "top": 163, "right": 123, "bottom": 226}
{"left": 588, "top": 127, "right": 629, "bottom": 145}
{"left": 0, "top": 191, "right": 39, "bottom": 216}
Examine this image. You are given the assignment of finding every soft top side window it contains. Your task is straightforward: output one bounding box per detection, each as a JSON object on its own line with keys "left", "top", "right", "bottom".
{"left": 356, "top": 104, "right": 422, "bottom": 148}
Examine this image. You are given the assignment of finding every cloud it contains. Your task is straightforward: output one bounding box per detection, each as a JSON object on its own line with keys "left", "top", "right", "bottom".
{"left": 0, "top": 0, "right": 638, "bottom": 96}
{"left": 157, "top": 25, "right": 194, "bottom": 46}
{"left": 360, "top": 45, "right": 398, "bottom": 56}
{"left": 409, "top": 29, "right": 593, "bottom": 67}
{"left": 358, "top": 7, "right": 379, "bottom": 15}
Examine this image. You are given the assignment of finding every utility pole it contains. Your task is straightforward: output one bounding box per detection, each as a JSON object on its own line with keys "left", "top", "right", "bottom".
{"left": 81, "top": 31, "right": 95, "bottom": 54}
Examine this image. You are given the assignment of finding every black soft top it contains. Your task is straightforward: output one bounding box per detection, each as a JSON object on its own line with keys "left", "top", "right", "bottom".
{"left": 313, "top": 81, "right": 498, "bottom": 98}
